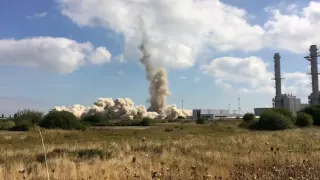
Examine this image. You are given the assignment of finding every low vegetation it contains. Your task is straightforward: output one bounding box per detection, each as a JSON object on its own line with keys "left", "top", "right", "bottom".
{"left": 255, "top": 109, "right": 295, "bottom": 130}
{"left": 196, "top": 117, "right": 207, "bottom": 124}
{"left": 1, "top": 105, "right": 320, "bottom": 179}
{"left": 39, "top": 110, "right": 85, "bottom": 130}
{"left": 296, "top": 112, "right": 313, "bottom": 127}
{"left": 0, "top": 122, "right": 320, "bottom": 179}
{"left": 242, "top": 112, "right": 255, "bottom": 123}
{"left": 299, "top": 105, "right": 320, "bottom": 126}
{"left": 241, "top": 108, "right": 300, "bottom": 131}
{"left": 0, "top": 120, "right": 15, "bottom": 130}
{"left": 0, "top": 109, "right": 156, "bottom": 132}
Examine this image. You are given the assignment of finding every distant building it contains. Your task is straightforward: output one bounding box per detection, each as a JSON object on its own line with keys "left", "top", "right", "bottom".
{"left": 270, "top": 53, "right": 305, "bottom": 114}
{"left": 254, "top": 108, "right": 272, "bottom": 116}
{"left": 192, "top": 109, "right": 230, "bottom": 120}
{"left": 272, "top": 94, "right": 303, "bottom": 114}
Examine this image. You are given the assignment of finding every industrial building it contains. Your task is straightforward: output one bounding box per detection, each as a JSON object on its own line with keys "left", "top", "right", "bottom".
{"left": 193, "top": 45, "right": 319, "bottom": 117}
{"left": 254, "top": 49, "right": 312, "bottom": 116}
{"left": 192, "top": 109, "right": 229, "bottom": 120}
{"left": 254, "top": 107, "right": 272, "bottom": 116}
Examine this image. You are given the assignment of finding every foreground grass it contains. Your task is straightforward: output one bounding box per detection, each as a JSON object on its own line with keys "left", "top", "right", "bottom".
{"left": 1, "top": 121, "right": 320, "bottom": 179}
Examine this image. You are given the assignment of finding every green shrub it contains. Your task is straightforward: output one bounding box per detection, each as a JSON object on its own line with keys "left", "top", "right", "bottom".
{"left": 0, "top": 120, "right": 15, "bottom": 130}
{"left": 238, "top": 120, "right": 259, "bottom": 129}
{"left": 10, "top": 124, "right": 29, "bottom": 131}
{"left": 271, "top": 108, "right": 294, "bottom": 122}
{"left": 247, "top": 120, "right": 259, "bottom": 130}
{"left": 13, "top": 109, "right": 43, "bottom": 126}
{"left": 254, "top": 110, "right": 294, "bottom": 130}
{"left": 196, "top": 118, "right": 207, "bottom": 124}
{"left": 141, "top": 117, "right": 153, "bottom": 126}
{"left": 243, "top": 113, "right": 255, "bottom": 123}
{"left": 272, "top": 108, "right": 293, "bottom": 117}
{"left": 82, "top": 114, "right": 107, "bottom": 124}
{"left": 39, "top": 111, "right": 82, "bottom": 130}
{"left": 299, "top": 105, "right": 320, "bottom": 126}
{"left": 296, "top": 112, "right": 313, "bottom": 127}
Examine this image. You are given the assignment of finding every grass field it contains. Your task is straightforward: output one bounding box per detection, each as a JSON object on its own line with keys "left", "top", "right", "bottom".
{"left": 1, "top": 120, "right": 320, "bottom": 180}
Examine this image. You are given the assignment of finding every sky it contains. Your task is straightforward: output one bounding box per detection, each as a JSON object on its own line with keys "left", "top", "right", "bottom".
{"left": 0, "top": 0, "right": 319, "bottom": 115}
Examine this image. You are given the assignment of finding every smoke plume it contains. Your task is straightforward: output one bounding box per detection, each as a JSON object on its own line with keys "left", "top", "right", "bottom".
{"left": 139, "top": 18, "right": 170, "bottom": 113}
{"left": 51, "top": 18, "right": 190, "bottom": 120}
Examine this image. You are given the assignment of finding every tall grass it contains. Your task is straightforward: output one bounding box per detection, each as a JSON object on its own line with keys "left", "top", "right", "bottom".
{"left": 0, "top": 122, "right": 320, "bottom": 179}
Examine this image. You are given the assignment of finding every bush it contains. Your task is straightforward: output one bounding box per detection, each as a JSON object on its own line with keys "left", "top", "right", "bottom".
{"left": 255, "top": 110, "right": 294, "bottom": 130}
{"left": 39, "top": 111, "right": 82, "bottom": 130}
{"left": 239, "top": 119, "right": 259, "bottom": 129}
{"left": 13, "top": 109, "right": 43, "bottom": 126}
{"left": 196, "top": 118, "right": 207, "bottom": 124}
{"left": 296, "top": 112, "right": 313, "bottom": 127}
{"left": 0, "top": 120, "right": 15, "bottom": 130}
{"left": 272, "top": 108, "right": 294, "bottom": 122}
{"left": 141, "top": 117, "right": 153, "bottom": 126}
{"left": 10, "top": 124, "right": 29, "bottom": 131}
{"left": 243, "top": 113, "right": 255, "bottom": 123}
{"left": 82, "top": 114, "right": 107, "bottom": 124}
{"left": 299, "top": 105, "right": 320, "bottom": 126}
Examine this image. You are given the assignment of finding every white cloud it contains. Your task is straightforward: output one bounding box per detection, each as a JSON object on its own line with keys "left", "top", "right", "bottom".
{"left": 180, "top": 76, "right": 186, "bottom": 80}
{"left": 201, "top": 56, "right": 313, "bottom": 103}
{"left": 0, "top": 37, "right": 112, "bottom": 74}
{"left": 215, "top": 79, "right": 232, "bottom": 89}
{"left": 58, "top": 0, "right": 320, "bottom": 67}
{"left": 59, "top": 0, "right": 264, "bottom": 69}
{"left": 35, "top": 12, "right": 48, "bottom": 18}
{"left": 27, "top": 12, "right": 48, "bottom": 19}
{"left": 201, "top": 56, "right": 274, "bottom": 94}
{"left": 283, "top": 72, "right": 311, "bottom": 102}
{"left": 55, "top": 0, "right": 320, "bottom": 100}
{"left": 90, "top": 47, "right": 112, "bottom": 64}
{"left": 263, "top": 1, "right": 320, "bottom": 53}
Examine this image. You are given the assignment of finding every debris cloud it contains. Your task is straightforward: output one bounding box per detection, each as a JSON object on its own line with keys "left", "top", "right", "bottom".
{"left": 52, "top": 98, "right": 191, "bottom": 120}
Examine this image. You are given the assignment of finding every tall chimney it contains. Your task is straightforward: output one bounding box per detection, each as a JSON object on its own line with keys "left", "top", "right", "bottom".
{"left": 310, "top": 45, "right": 319, "bottom": 94}
{"left": 274, "top": 53, "right": 282, "bottom": 97}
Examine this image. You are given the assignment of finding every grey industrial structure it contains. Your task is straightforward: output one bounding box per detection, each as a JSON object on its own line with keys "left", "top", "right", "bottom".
{"left": 254, "top": 45, "right": 320, "bottom": 116}
{"left": 305, "top": 45, "right": 320, "bottom": 105}
{"left": 192, "top": 109, "right": 229, "bottom": 120}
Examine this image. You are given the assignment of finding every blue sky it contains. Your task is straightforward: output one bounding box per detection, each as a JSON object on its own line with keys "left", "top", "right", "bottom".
{"left": 0, "top": 0, "right": 318, "bottom": 115}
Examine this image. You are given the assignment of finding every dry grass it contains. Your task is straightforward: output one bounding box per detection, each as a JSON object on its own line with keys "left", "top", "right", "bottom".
{"left": 1, "top": 121, "right": 320, "bottom": 179}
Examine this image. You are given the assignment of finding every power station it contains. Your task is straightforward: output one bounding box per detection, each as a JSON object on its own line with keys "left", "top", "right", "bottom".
{"left": 192, "top": 44, "right": 320, "bottom": 119}
{"left": 255, "top": 45, "right": 319, "bottom": 116}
